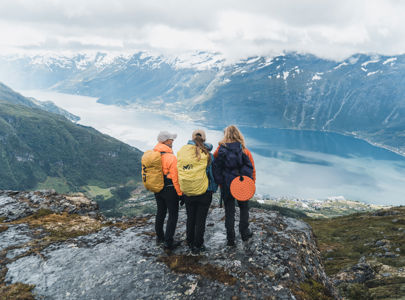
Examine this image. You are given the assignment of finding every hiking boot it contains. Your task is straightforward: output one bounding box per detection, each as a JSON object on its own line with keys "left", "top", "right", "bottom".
{"left": 163, "top": 240, "right": 181, "bottom": 250}
{"left": 241, "top": 230, "right": 253, "bottom": 242}
{"left": 156, "top": 237, "right": 164, "bottom": 245}
{"left": 226, "top": 240, "right": 236, "bottom": 247}
{"left": 186, "top": 241, "right": 194, "bottom": 250}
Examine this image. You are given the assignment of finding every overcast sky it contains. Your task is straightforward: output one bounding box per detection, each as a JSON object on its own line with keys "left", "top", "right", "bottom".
{"left": 1, "top": 0, "right": 405, "bottom": 61}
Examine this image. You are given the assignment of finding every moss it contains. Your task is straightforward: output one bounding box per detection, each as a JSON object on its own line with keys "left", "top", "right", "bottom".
{"left": 365, "top": 276, "right": 405, "bottom": 288}
{"left": 293, "top": 278, "right": 334, "bottom": 300}
{"left": 158, "top": 255, "right": 237, "bottom": 285}
{"left": 139, "top": 231, "right": 156, "bottom": 237}
{"left": 108, "top": 216, "right": 151, "bottom": 230}
{"left": 10, "top": 212, "right": 102, "bottom": 240}
{"left": 0, "top": 282, "right": 35, "bottom": 300}
{"left": 369, "top": 283, "right": 405, "bottom": 299}
{"left": 338, "top": 283, "right": 372, "bottom": 300}
{"left": 30, "top": 208, "right": 53, "bottom": 219}
{"left": 0, "top": 225, "right": 8, "bottom": 233}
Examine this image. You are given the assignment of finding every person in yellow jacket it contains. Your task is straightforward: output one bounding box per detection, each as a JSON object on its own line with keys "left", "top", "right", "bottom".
{"left": 153, "top": 131, "right": 182, "bottom": 250}
{"left": 177, "top": 129, "right": 216, "bottom": 254}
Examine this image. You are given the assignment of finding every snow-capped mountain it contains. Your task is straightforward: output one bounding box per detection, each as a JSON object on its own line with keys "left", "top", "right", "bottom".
{"left": 1, "top": 51, "right": 405, "bottom": 153}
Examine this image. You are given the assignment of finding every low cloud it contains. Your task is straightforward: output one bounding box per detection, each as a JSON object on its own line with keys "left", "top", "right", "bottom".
{"left": 1, "top": 0, "right": 405, "bottom": 60}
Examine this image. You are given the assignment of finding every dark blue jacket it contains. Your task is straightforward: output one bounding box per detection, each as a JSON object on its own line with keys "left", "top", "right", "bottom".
{"left": 187, "top": 140, "right": 218, "bottom": 193}
{"left": 212, "top": 142, "right": 254, "bottom": 187}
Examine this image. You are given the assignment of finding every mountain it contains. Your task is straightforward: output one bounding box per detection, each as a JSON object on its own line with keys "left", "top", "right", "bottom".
{"left": 196, "top": 54, "right": 405, "bottom": 154}
{"left": 0, "top": 82, "right": 79, "bottom": 122}
{"left": 0, "top": 190, "right": 337, "bottom": 299}
{"left": 0, "top": 84, "right": 142, "bottom": 192}
{"left": 1, "top": 52, "right": 405, "bottom": 154}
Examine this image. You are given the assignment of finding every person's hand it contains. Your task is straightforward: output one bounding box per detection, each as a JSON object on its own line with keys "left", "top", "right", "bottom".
{"left": 179, "top": 195, "right": 185, "bottom": 206}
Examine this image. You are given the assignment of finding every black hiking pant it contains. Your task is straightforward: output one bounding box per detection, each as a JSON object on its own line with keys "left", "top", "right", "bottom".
{"left": 154, "top": 186, "right": 179, "bottom": 245}
{"left": 184, "top": 192, "right": 212, "bottom": 248}
{"left": 223, "top": 187, "right": 250, "bottom": 242}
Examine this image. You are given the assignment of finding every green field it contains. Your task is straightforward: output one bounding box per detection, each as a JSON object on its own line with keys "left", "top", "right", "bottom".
{"left": 36, "top": 177, "right": 71, "bottom": 194}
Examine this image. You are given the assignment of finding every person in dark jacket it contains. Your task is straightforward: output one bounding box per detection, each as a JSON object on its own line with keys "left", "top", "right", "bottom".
{"left": 178, "top": 129, "right": 218, "bottom": 254}
{"left": 213, "top": 125, "right": 256, "bottom": 246}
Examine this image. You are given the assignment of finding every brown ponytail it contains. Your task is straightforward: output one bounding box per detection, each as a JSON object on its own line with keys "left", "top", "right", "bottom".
{"left": 193, "top": 135, "right": 211, "bottom": 164}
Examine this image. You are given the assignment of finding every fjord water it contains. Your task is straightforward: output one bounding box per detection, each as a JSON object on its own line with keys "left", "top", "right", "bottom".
{"left": 22, "top": 90, "right": 405, "bottom": 206}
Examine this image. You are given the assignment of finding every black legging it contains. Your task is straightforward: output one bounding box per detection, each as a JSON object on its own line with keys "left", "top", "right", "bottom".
{"left": 184, "top": 192, "right": 212, "bottom": 248}
{"left": 222, "top": 187, "right": 249, "bottom": 241}
{"left": 154, "top": 186, "right": 179, "bottom": 244}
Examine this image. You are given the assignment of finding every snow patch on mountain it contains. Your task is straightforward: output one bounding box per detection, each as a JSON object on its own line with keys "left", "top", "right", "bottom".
{"left": 383, "top": 57, "right": 397, "bottom": 65}
{"left": 312, "top": 72, "right": 323, "bottom": 80}
{"left": 334, "top": 62, "right": 348, "bottom": 70}
{"left": 256, "top": 57, "right": 274, "bottom": 69}
{"left": 367, "top": 71, "right": 379, "bottom": 76}
{"left": 361, "top": 59, "right": 380, "bottom": 67}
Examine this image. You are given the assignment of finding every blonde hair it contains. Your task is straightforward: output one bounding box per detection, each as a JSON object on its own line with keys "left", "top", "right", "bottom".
{"left": 219, "top": 125, "right": 246, "bottom": 149}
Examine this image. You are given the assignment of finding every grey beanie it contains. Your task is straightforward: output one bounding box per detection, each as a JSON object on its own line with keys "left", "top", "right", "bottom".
{"left": 157, "top": 131, "right": 177, "bottom": 142}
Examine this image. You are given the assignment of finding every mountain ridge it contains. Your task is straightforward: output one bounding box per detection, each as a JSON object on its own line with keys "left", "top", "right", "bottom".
{"left": 0, "top": 82, "right": 79, "bottom": 122}
{"left": 1, "top": 51, "right": 405, "bottom": 154}
{"left": 0, "top": 83, "right": 142, "bottom": 192}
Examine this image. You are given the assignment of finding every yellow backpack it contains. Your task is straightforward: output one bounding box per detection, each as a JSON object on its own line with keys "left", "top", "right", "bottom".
{"left": 177, "top": 145, "right": 208, "bottom": 196}
{"left": 141, "top": 150, "right": 165, "bottom": 193}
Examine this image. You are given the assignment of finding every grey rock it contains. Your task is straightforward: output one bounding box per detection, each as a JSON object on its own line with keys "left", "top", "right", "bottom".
{"left": 333, "top": 258, "right": 376, "bottom": 285}
{"left": 375, "top": 240, "right": 386, "bottom": 247}
{"left": 0, "top": 224, "right": 34, "bottom": 251}
{"left": 2, "top": 203, "right": 337, "bottom": 299}
{"left": 384, "top": 252, "right": 396, "bottom": 258}
{"left": 6, "top": 247, "right": 31, "bottom": 260}
{"left": 0, "top": 190, "right": 98, "bottom": 222}
{"left": 0, "top": 195, "right": 34, "bottom": 221}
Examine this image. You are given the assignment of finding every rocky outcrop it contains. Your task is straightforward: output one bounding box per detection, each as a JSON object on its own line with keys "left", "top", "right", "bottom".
{"left": 0, "top": 190, "right": 99, "bottom": 221}
{"left": 0, "top": 190, "right": 337, "bottom": 299}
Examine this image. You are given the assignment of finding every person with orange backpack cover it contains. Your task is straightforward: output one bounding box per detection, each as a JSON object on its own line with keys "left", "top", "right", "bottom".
{"left": 143, "top": 131, "right": 182, "bottom": 250}
{"left": 213, "top": 125, "right": 256, "bottom": 246}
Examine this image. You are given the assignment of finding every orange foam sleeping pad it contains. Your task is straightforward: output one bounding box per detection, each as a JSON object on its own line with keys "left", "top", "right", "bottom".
{"left": 230, "top": 176, "right": 256, "bottom": 201}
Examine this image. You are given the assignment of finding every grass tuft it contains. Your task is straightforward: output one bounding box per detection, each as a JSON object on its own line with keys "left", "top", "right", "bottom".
{"left": 158, "top": 255, "right": 237, "bottom": 285}
{"left": 294, "top": 278, "right": 334, "bottom": 300}
{"left": 0, "top": 283, "right": 35, "bottom": 300}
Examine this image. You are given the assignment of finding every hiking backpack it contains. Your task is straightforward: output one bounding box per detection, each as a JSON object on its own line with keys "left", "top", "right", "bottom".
{"left": 141, "top": 150, "right": 165, "bottom": 193}
{"left": 213, "top": 143, "right": 254, "bottom": 187}
{"left": 177, "top": 145, "right": 209, "bottom": 196}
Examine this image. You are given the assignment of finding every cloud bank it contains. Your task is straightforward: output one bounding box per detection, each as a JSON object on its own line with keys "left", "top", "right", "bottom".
{"left": 1, "top": 0, "right": 405, "bottom": 60}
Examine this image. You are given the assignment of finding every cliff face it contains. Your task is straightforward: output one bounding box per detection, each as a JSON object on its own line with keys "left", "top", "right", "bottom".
{"left": 0, "top": 190, "right": 337, "bottom": 299}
